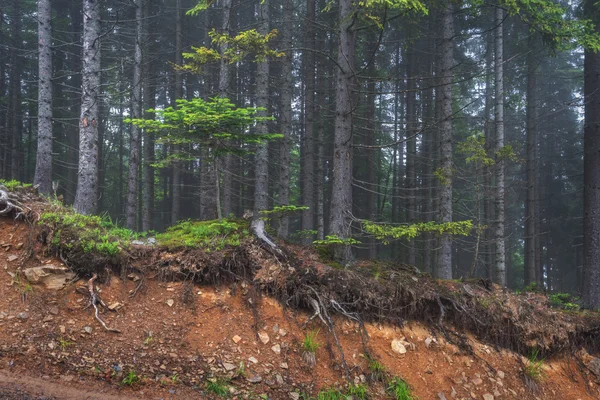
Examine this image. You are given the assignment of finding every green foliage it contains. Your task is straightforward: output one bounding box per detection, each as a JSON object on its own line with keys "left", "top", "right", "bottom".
{"left": 58, "top": 337, "right": 73, "bottom": 351}
{"left": 316, "top": 387, "right": 345, "bottom": 400}
{"left": 259, "top": 205, "right": 309, "bottom": 218}
{"left": 206, "top": 378, "right": 230, "bottom": 397}
{"left": 386, "top": 377, "right": 415, "bottom": 400}
{"left": 122, "top": 370, "right": 141, "bottom": 386}
{"left": 524, "top": 282, "right": 538, "bottom": 292}
{"left": 524, "top": 348, "right": 545, "bottom": 381}
{"left": 127, "top": 97, "right": 281, "bottom": 167}
{"left": 181, "top": 28, "right": 284, "bottom": 74}
{"left": 496, "top": 145, "right": 518, "bottom": 162}
{"left": 346, "top": 384, "right": 368, "bottom": 400}
{"left": 155, "top": 219, "right": 247, "bottom": 251}
{"left": 433, "top": 167, "right": 451, "bottom": 186}
{"left": 367, "top": 356, "right": 386, "bottom": 382}
{"left": 549, "top": 293, "right": 581, "bottom": 311}
{"left": 40, "top": 211, "right": 139, "bottom": 257}
{"left": 362, "top": 220, "right": 472, "bottom": 244}
{"left": 313, "top": 235, "right": 361, "bottom": 247}
{"left": 302, "top": 330, "right": 320, "bottom": 353}
{"left": 500, "top": 0, "right": 600, "bottom": 51}
{"left": 0, "top": 179, "right": 32, "bottom": 190}
{"left": 457, "top": 134, "right": 494, "bottom": 166}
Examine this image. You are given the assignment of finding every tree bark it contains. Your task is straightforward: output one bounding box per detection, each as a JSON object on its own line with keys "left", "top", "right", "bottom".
{"left": 127, "top": 0, "right": 144, "bottom": 230}
{"left": 330, "top": 0, "right": 356, "bottom": 264}
{"left": 142, "top": 0, "right": 156, "bottom": 232}
{"left": 494, "top": 5, "right": 506, "bottom": 286}
{"left": 171, "top": 0, "right": 183, "bottom": 225}
{"left": 277, "top": 0, "right": 293, "bottom": 238}
{"left": 74, "top": 0, "right": 101, "bottom": 215}
{"left": 435, "top": 3, "right": 454, "bottom": 279}
{"left": 525, "top": 33, "right": 538, "bottom": 287}
{"left": 301, "top": 0, "right": 316, "bottom": 243}
{"left": 34, "top": 0, "right": 53, "bottom": 195}
{"left": 220, "top": 0, "right": 233, "bottom": 218}
{"left": 583, "top": 0, "right": 600, "bottom": 309}
{"left": 406, "top": 35, "right": 417, "bottom": 266}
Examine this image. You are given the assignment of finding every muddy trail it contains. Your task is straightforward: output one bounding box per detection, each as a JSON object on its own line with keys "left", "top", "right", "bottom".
{"left": 2, "top": 185, "right": 600, "bottom": 399}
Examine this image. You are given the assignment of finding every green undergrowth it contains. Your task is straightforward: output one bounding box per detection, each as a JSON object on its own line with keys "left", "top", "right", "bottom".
{"left": 0, "top": 179, "right": 32, "bottom": 191}
{"left": 155, "top": 219, "right": 248, "bottom": 251}
{"left": 40, "top": 210, "right": 142, "bottom": 257}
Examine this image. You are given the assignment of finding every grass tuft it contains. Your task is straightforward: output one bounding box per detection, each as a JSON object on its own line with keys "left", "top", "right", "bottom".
{"left": 524, "top": 348, "right": 545, "bottom": 381}
{"left": 387, "top": 377, "right": 415, "bottom": 400}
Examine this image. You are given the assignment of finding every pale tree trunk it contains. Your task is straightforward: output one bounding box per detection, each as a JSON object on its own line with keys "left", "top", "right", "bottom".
{"left": 301, "top": 0, "right": 316, "bottom": 244}
{"left": 220, "top": 0, "right": 233, "bottom": 218}
{"left": 171, "top": 0, "right": 183, "bottom": 225}
{"left": 525, "top": 33, "right": 538, "bottom": 287}
{"left": 127, "top": 0, "right": 143, "bottom": 230}
{"left": 583, "top": 0, "right": 600, "bottom": 309}
{"left": 142, "top": 0, "right": 156, "bottom": 232}
{"left": 251, "top": 0, "right": 271, "bottom": 238}
{"left": 494, "top": 5, "right": 506, "bottom": 286}
{"left": 9, "top": 0, "right": 22, "bottom": 181}
{"left": 483, "top": 24, "right": 494, "bottom": 280}
{"left": 366, "top": 71, "right": 377, "bottom": 259}
{"left": 34, "top": 0, "right": 53, "bottom": 195}
{"left": 406, "top": 36, "right": 417, "bottom": 266}
{"left": 277, "top": 0, "right": 293, "bottom": 239}
{"left": 74, "top": 0, "right": 101, "bottom": 215}
{"left": 329, "top": 0, "right": 355, "bottom": 264}
{"left": 435, "top": 3, "right": 454, "bottom": 279}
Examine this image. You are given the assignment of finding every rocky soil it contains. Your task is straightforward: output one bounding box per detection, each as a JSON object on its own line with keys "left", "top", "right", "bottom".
{"left": 1, "top": 213, "right": 600, "bottom": 399}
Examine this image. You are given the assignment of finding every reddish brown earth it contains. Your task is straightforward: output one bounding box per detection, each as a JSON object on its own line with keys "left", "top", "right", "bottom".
{"left": 1, "top": 217, "right": 599, "bottom": 399}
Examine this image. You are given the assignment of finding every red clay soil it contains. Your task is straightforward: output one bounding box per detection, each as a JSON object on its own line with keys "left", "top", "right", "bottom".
{"left": 1, "top": 216, "right": 599, "bottom": 399}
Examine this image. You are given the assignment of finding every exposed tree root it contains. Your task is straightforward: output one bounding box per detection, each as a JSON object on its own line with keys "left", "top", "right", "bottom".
{"left": 86, "top": 274, "right": 120, "bottom": 333}
{"left": 0, "top": 187, "right": 27, "bottom": 218}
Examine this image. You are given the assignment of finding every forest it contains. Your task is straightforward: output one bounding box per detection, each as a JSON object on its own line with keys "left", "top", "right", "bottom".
{"left": 2, "top": 0, "right": 600, "bottom": 306}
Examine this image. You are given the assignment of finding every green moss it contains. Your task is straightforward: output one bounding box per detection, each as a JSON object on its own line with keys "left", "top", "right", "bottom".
{"left": 40, "top": 211, "right": 138, "bottom": 257}
{"left": 0, "top": 179, "right": 32, "bottom": 190}
{"left": 155, "top": 219, "right": 248, "bottom": 250}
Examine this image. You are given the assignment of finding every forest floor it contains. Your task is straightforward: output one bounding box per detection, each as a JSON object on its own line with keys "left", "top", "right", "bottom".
{"left": 2, "top": 191, "right": 600, "bottom": 399}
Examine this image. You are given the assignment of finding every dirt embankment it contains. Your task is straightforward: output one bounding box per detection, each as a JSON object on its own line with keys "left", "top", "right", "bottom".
{"left": 1, "top": 187, "right": 600, "bottom": 399}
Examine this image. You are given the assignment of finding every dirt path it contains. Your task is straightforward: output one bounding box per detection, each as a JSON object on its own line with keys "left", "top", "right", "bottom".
{"left": 0, "top": 371, "right": 143, "bottom": 400}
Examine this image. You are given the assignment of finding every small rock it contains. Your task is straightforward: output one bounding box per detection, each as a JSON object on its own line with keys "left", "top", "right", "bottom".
{"left": 108, "top": 302, "right": 122, "bottom": 311}
{"left": 258, "top": 331, "right": 270, "bottom": 344}
{"left": 279, "top": 328, "right": 287, "bottom": 337}
{"left": 43, "top": 315, "right": 53, "bottom": 322}
{"left": 7, "top": 255, "right": 18, "bottom": 262}
{"left": 438, "top": 393, "right": 448, "bottom": 400}
{"left": 127, "top": 273, "right": 140, "bottom": 281}
{"left": 289, "top": 393, "right": 300, "bottom": 400}
{"left": 232, "top": 335, "right": 242, "bottom": 344}
{"left": 472, "top": 377, "right": 483, "bottom": 386}
{"left": 247, "top": 374, "right": 262, "bottom": 383}
{"left": 275, "top": 374, "right": 284, "bottom": 385}
{"left": 49, "top": 306, "right": 59, "bottom": 315}
{"left": 391, "top": 339, "right": 407, "bottom": 354}
{"left": 482, "top": 394, "right": 494, "bottom": 400}
{"left": 272, "top": 324, "right": 279, "bottom": 333}
{"left": 83, "top": 326, "right": 92, "bottom": 334}
{"left": 280, "top": 362, "right": 288, "bottom": 369}
{"left": 15, "top": 242, "right": 23, "bottom": 250}
{"left": 17, "top": 312, "right": 28, "bottom": 321}
{"left": 497, "top": 370, "right": 505, "bottom": 379}
{"left": 248, "top": 356, "right": 258, "bottom": 364}
{"left": 271, "top": 344, "right": 281, "bottom": 355}
{"left": 222, "top": 362, "right": 236, "bottom": 372}
{"left": 587, "top": 358, "right": 600, "bottom": 380}
{"left": 166, "top": 299, "right": 174, "bottom": 307}
{"left": 59, "top": 325, "right": 66, "bottom": 334}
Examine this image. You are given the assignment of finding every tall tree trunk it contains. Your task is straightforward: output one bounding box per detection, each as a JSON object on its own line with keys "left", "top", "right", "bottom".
{"left": 406, "top": 36, "right": 417, "bottom": 266}
{"left": 483, "top": 24, "right": 494, "bottom": 280}
{"left": 277, "top": 0, "right": 293, "bottom": 238}
{"left": 435, "top": 3, "right": 454, "bottom": 279}
{"left": 301, "top": 0, "right": 316, "bottom": 243}
{"left": 494, "top": 5, "right": 506, "bottom": 286}
{"left": 583, "top": 0, "right": 600, "bottom": 309}
{"left": 142, "top": 0, "right": 156, "bottom": 232}
{"left": 34, "top": 0, "right": 53, "bottom": 195}
{"left": 127, "top": 0, "right": 144, "bottom": 229}
{"left": 525, "top": 33, "right": 538, "bottom": 287}
{"left": 9, "top": 0, "right": 22, "bottom": 181}
{"left": 220, "top": 0, "right": 233, "bottom": 218}
{"left": 330, "top": 0, "right": 356, "bottom": 264}
{"left": 252, "top": 0, "right": 271, "bottom": 234}
{"left": 74, "top": 0, "right": 101, "bottom": 215}
{"left": 171, "top": 0, "right": 183, "bottom": 225}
